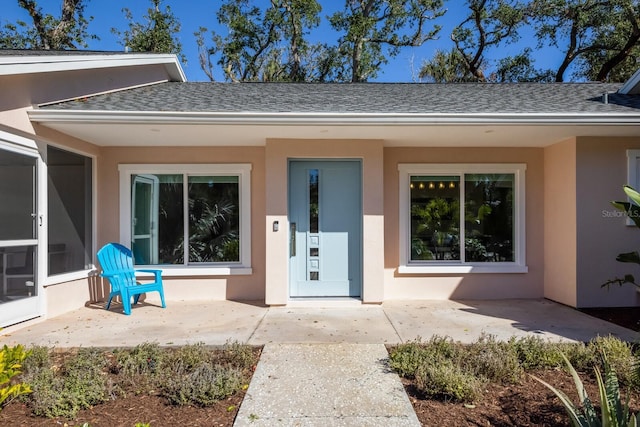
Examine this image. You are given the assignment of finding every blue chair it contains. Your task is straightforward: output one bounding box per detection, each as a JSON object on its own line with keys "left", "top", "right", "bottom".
{"left": 96, "top": 243, "right": 166, "bottom": 315}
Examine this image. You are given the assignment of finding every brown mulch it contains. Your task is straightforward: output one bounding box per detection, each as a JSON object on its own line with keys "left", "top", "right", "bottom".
{"left": 1, "top": 307, "right": 639, "bottom": 427}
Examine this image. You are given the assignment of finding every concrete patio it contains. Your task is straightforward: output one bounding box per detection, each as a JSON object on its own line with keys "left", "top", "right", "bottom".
{"left": 1, "top": 298, "right": 637, "bottom": 347}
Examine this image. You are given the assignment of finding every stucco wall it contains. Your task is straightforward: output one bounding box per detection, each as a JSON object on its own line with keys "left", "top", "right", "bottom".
{"left": 543, "top": 139, "right": 578, "bottom": 307}
{"left": 264, "top": 139, "right": 385, "bottom": 305}
{"left": 98, "top": 146, "right": 266, "bottom": 301}
{"left": 576, "top": 137, "right": 640, "bottom": 307}
{"left": 383, "top": 147, "right": 545, "bottom": 300}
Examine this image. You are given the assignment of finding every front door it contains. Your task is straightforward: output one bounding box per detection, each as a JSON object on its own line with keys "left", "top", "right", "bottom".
{"left": 289, "top": 160, "right": 362, "bottom": 297}
{"left": 0, "top": 144, "right": 40, "bottom": 327}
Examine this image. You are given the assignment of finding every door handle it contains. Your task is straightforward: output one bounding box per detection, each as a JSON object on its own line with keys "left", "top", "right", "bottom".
{"left": 290, "top": 222, "right": 296, "bottom": 256}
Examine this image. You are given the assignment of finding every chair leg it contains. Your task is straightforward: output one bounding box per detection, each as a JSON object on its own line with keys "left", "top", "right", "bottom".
{"left": 133, "top": 294, "right": 141, "bottom": 305}
{"left": 159, "top": 289, "right": 166, "bottom": 308}
{"left": 122, "top": 291, "right": 132, "bottom": 315}
{"left": 105, "top": 295, "right": 114, "bottom": 310}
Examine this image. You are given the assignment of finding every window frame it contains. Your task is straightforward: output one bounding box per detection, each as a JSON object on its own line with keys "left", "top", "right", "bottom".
{"left": 45, "top": 143, "right": 96, "bottom": 285}
{"left": 626, "top": 150, "right": 640, "bottom": 226}
{"left": 398, "top": 163, "right": 527, "bottom": 274}
{"left": 119, "top": 164, "right": 252, "bottom": 276}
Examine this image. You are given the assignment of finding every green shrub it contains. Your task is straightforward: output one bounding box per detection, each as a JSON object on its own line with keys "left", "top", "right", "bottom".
{"left": 511, "top": 336, "right": 565, "bottom": 370}
{"left": 216, "top": 340, "right": 257, "bottom": 370}
{"left": 414, "top": 359, "right": 484, "bottom": 403}
{"left": 0, "top": 344, "right": 32, "bottom": 411}
{"left": 389, "top": 336, "right": 459, "bottom": 379}
{"left": 166, "top": 342, "right": 213, "bottom": 371}
{"left": 161, "top": 364, "right": 243, "bottom": 406}
{"left": 115, "top": 342, "right": 165, "bottom": 377}
{"left": 589, "top": 336, "right": 635, "bottom": 386}
{"left": 23, "top": 348, "right": 109, "bottom": 419}
{"left": 463, "top": 334, "right": 522, "bottom": 384}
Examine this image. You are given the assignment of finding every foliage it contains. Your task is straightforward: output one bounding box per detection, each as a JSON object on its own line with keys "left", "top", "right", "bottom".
{"left": 11, "top": 342, "right": 258, "bottom": 419}
{"left": 389, "top": 336, "right": 460, "bottom": 378}
{"left": 588, "top": 336, "right": 635, "bottom": 387}
{"left": 22, "top": 348, "right": 109, "bottom": 419}
{"left": 0, "top": 0, "right": 97, "bottom": 50}
{"left": 415, "top": 359, "right": 485, "bottom": 402}
{"left": 329, "top": 0, "right": 446, "bottom": 82}
{"left": 161, "top": 363, "right": 243, "bottom": 406}
{"left": 603, "top": 186, "right": 640, "bottom": 291}
{"left": 0, "top": 345, "right": 32, "bottom": 411}
{"left": 531, "top": 352, "right": 639, "bottom": 427}
{"left": 196, "top": 0, "right": 327, "bottom": 82}
{"left": 111, "top": 0, "right": 185, "bottom": 63}
{"left": 462, "top": 333, "right": 523, "bottom": 384}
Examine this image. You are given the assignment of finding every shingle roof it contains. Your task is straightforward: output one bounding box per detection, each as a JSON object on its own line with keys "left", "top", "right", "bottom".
{"left": 39, "top": 81, "right": 640, "bottom": 115}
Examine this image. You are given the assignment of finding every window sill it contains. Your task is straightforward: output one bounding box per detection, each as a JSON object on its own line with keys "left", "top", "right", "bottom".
{"left": 136, "top": 266, "right": 253, "bottom": 277}
{"left": 45, "top": 268, "right": 97, "bottom": 286}
{"left": 398, "top": 264, "right": 528, "bottom": 274}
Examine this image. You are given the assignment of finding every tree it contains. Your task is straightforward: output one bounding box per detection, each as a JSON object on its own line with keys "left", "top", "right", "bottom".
{"left": 111, "top": 0, "right": 185, "bottom": 62}
{"left": 529, "top": 0, "right": 640, "bottom": 82}
{"left": 196, "top": 0, "right": 328, "bottom": 82}
{"left": 329, "top": 0, "right": 446, "bottom": 82}
{"left": 0, "top": 0, "right": 96, "bottom": 49}
{"left": 419, "top": 48, "right": 476, "bottom": 82}
{"left": 448, "top": 0, "right": 528, "bottom": 82}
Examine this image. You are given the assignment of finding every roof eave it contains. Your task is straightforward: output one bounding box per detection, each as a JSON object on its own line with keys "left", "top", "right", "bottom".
{"left": 27, "top": 109, "right": 640, "bottom": 126}
{"left": 0, "top": 53, "right": 186, "bottom": 82}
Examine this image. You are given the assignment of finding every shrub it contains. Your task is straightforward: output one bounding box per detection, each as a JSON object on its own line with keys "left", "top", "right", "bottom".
{"left": 115, "top": 342, "right": 165, "bottom": 377}
{"left": 161, "top": 363, "right": 243, "bottom": 406}
{"left": 216, "top": 340, "right": 257, "bottom": 371}
{"left": 463, "top": 334, "right": 522, "bottom": 384}
{"left": 414, "top": 359, "right": 484, "bottom": 403}
{"left": 166, "top": 342, "right": 213, "bottom": 371}
{"left": 23, "top": 348, "right": 109, "bottom": 418}
{"left": 589, "top": 336, "right": 635, "bottom": 386}
{"left": 0, "top": 344, "right": 32, "bottom": 411}
{"left": 388, "top": 336, "right": 459, "bottom": 379}
{"left": 511, "top": 336, "right": 565, "bottom": 370}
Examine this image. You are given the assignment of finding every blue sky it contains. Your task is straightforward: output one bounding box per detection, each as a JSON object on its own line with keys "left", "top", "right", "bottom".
{"left": 2, "top": 0, "right": 560, "bottom": 82}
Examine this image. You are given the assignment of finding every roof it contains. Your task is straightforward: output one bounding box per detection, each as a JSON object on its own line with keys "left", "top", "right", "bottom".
{"left": 0, "top": 49, "right": 185, "bottom": 81}
{"left": 37, "top": 81, "right": 640, "bottom": 115}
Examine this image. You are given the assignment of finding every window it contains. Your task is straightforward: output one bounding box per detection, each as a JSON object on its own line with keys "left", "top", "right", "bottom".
{"left": 398, "top": 164, "right": 527, "bottom": 273}
{"left": 119, "top": 164, "right": 251, "bottom": 274}
{"left": 47, "top": 146, "right": 93, "bottom": 275}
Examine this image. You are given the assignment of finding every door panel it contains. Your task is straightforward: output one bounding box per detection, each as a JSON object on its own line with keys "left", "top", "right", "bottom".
{"left": 289, "top": 161, "right": 362, "bottom": 297}
{"left": 0, "top": 146, "right": 39, "bottom": 327}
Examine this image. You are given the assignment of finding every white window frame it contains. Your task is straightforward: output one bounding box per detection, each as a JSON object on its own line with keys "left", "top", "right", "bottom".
{"left": 626, "top": 150, "right": 640, "bottom": 226}
{"left": 398, "top": 163, "right": 527, "bottom": 274}
{"left": 45, "top": 143, "right": 97, "bottom": 285}
{"left": 119, "top": 164, "right": 252, "bottom": 276}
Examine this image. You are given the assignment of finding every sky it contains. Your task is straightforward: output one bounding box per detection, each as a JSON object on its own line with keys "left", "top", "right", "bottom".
{"left": 1, "top": 0, "right": 562, "bottom": 82}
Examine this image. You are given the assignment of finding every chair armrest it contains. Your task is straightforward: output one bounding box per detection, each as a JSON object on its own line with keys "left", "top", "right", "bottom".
{"left": 134, "top": 269, "right": 163, "bottom": 281}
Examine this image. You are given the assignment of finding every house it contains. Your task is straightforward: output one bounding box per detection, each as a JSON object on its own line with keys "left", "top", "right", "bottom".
{"left": 2, "top": 49, "right": 640, "bottom": 328}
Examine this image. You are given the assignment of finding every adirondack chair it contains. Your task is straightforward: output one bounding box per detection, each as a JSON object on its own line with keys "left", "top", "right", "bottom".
{"left": 97, "top": 243, "right": 166, "bottom": 315}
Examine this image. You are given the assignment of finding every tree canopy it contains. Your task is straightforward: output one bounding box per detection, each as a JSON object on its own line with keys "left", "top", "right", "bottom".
{"left": 111, "top": 0, "right": 185, "bottom": 62}
{"left": 1, "top": 0, "right": 639, "bottom": 82}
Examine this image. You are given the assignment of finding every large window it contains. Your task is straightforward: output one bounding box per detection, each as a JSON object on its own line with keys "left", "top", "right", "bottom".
{"left": 47, "top": 146, "right": 93, "bottom": 275}
{"left": 119, "top": 164, "right": 251, "bottom": 273}
{"left": 398, "top": 164, "right": 526, "bottom": 273}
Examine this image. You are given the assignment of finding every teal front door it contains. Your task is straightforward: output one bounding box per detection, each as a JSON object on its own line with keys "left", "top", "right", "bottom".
{"left": 289, "top": 160, "right": 362, "bottom": 297}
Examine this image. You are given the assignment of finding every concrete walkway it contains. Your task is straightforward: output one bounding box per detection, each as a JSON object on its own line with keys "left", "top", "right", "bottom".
{"left": 1, "top": 299, "right": 637, "bottom": 426}
{"left": 1, "top": 299, "right": 637, "bottom": 347}
{"left": 234, "top": 343, "right": 420, "bottom": 426}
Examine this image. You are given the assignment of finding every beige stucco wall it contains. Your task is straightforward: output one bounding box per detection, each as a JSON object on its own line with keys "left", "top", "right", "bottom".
{"left": 382, "top": 147, "right": 545, "bottom": 300}
{"left": 264, "top": 139, "right": 385, "bottom": 305}
{"left": 543, "top": 138, "right": 578, "bottom": 307}
{"left": 575, "top": 137, "right": 640, "bottom": 307}
{"left": 98, "top": 146, "right": 266, "bottom": 301}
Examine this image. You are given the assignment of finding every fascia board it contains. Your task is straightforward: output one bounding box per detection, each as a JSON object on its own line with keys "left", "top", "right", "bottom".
{"left": 0, "top": 53, "right": 186, "bottom": 81}
{"left": 27, "top": 110, "right": 640, "bottom": 126}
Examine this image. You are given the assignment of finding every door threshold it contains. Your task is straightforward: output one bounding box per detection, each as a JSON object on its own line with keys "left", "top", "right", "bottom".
{"left": 287, "top": 297, "right": 362, "bottom": 308}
